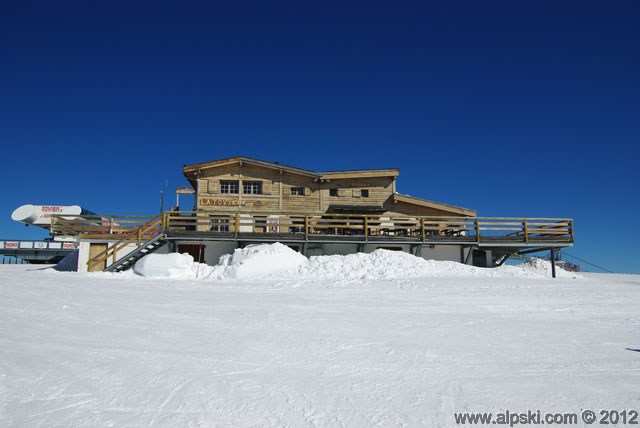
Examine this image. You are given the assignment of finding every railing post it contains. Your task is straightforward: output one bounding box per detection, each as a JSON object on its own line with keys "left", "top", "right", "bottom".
{"left": 305, "top": 216, "right": 309, "bottom": 240}
{"left": 137, "top": 229, "right": 142, "bottom": 246}
{"left": 420, "top": 218, "right": 425, "bottom": 241}
{"left": 475, "top": 218, "right": 480, "bottom": 242}
{"left": 364, "top": 216, "right": 368, "bottom": 241}
{"left": 568, "top": 219, "right": 574, "bottom": 241}
{"left": 112, "top": 247, "right": 116, "bottom": 265}
{"left": 234, "top": 213, "right": 239, "bottom": 239}
{"left": 523, "top": 219, "right": 529, "bottom": 243}
{"left": 109, "top": 216, "right": 114, "bottom": 234}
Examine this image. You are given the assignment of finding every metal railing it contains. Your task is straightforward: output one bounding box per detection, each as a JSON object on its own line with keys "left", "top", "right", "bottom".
{"left": 0, "top": 240, "right": 76, "bottom": 250}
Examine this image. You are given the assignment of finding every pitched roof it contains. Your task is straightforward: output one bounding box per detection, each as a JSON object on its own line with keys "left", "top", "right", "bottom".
{"left": 183, "top": 156, "right": 318, "bottom": 178}
{"left": 393, "top": 193, "right": 476, "bottom": 217}
{"left": 182, "top": 156, "right": 399, "bottom": 181}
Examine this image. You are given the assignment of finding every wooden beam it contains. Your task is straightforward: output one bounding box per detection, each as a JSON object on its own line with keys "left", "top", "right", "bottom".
{"left": 320, "top": 170, "right": 399, "bottom": 179}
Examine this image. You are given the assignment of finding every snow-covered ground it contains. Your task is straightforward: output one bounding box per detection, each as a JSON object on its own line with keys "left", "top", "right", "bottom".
{"left": 1, "top": 247, "right": 639, "bottom": 427}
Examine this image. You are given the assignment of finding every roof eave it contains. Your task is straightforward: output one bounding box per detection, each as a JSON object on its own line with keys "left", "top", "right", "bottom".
{"left": 320, "top": 170, "right": 400, "bottom": 180}
{"left": 183, "top": 156, "right": 319, "bottom": 178}
{"left": 394, "top": 194, "right": 476, "bottom": 217}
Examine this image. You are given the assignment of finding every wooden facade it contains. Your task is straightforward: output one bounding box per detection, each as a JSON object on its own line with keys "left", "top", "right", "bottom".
{"left": 182, "top": 156, "right": 476, "bottom": 218}
{"left": 54, "top": 156, "right": 573, "bottom": 272}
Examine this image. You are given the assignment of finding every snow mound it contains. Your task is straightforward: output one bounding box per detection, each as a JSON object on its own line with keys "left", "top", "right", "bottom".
{"left": 132, "top": 244, "right": 579, "bottom": 282}
{"left": 208, "top": 242, "right": 307, "bottom": 279}
{"left": 283, "top": 250, "right": 581, "bottom": 281}
{"left": 287, "top": 250, "right": 487, "bottom": 280}
{"left": 133, "top": 253, "right": 214, "bottom": 279}
{"left": 515, "top": 257, "right": 580, "bottom": 279}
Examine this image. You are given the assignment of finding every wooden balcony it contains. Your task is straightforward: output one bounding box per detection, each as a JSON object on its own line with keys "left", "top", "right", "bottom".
{"left": 51, "top": 211, "right": 574, "bottom": 246}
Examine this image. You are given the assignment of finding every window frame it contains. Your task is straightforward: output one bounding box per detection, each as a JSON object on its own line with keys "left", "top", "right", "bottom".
{"left": 243, "top": 181, "right": 263, "bottom": 195}
{"left": 210, "top": 218, "right": 230, "bottom": 232}
{"left": 290, "top": 186, "right": 305, "bottom": 196}
{"left": 220, "top": 180, "right": 239, "bottom": 194}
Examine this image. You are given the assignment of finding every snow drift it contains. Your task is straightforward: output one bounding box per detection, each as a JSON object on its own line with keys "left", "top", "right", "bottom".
{"left": 133, "top": 243, "right": 578, "bottom": 281}
{"left": 208, "top": 242, "right": 307, "bottom": 279}
{"left": 134, "top": 243, "right": 307, "bottom": 280}
{"left": 133, "top": 252, "right": 207, "bottom": 279}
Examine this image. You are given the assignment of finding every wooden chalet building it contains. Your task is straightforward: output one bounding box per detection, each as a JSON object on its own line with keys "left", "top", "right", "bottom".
{"left": 182, "top": 156, "right": 476, "bottom": 219}
{"left": 49, "top": 156, "right": 573, "bottom": 273}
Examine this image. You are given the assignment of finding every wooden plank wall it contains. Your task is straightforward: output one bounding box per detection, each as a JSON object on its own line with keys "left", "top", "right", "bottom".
{"left": 319, "top": 176, "right": 395, "bottom": 212}
{"left": 280, "top": 171, "right": 320, "bottom": 212}
{"left": 193, "top": 161, "right": 469, "bottom": 218}
{"left": 196, "top": 163, "right": 396, "bottom": 214}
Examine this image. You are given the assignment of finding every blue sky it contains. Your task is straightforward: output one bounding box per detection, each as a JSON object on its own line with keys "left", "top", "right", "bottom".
{"left": 1, "top": 1, "right": 638, "bottom": 273}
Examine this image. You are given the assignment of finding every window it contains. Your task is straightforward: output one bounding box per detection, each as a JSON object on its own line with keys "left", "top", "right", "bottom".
{"left": 220, "top": 180, "right": 239, "bottom": 194}
{"left": 243, "top": 181, "right": 262, "bottom": 194}
{"left": 291, "top": 186, "right": 305, "bottom": 196}
{"left": 329, "top": 188, "right": 338, "bottom": 197}
{"left": 210, "top": 218, "right": 230, "bottom": 232}
{"left": 361, "top": 189, "right": 369, "bottom": 198}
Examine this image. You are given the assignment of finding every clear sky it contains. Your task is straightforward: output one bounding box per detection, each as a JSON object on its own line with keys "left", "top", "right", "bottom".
{"left": 1, "top": 1, "right": 638, "bottom": 273}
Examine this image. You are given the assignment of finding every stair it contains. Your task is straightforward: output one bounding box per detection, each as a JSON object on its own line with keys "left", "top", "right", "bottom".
{"left": 105, "top": 234, "right": 167, "bottom": 273}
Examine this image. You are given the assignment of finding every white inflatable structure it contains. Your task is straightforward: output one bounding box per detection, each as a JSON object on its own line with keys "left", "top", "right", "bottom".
{"left": 11, "top": 205, "right": 87, "bottom": 228}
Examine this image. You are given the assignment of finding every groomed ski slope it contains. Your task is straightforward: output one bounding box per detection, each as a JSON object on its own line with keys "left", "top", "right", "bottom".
{"left": 1, "top": 246, "right": 638, "bottom": 427}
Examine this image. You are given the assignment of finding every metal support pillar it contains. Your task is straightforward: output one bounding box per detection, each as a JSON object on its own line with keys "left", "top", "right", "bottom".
{"left": 550, "top": 249, "right": 557, "bottom": 278}
{"left": 463, "top": 246, "right": 474, "bottom": 265}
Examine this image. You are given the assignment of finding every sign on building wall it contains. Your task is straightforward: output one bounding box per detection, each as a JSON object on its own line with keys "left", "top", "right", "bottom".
{"left": 199, "top": 198, "right": 268, "bottom": 209}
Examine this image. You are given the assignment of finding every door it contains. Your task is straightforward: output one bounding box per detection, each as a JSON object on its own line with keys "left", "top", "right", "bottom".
{"left": 178, "top": 244, "right": 205, "bottom": 263}
{"left": 472, "top": 249, "right": 487, "bottom": 268}
{"left": 88, "top": 243, "right": 108, "bottom": 272}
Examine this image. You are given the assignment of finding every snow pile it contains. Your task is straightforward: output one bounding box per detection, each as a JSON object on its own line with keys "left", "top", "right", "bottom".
{"left": 133, "top": 253, "right": 214, "bottom": 279}
{"left": 134, "top": 243, "right": 307, "bottom": 280}
{"left": 288, "top": 250, "right": 485, "bottom": 280}
{"left": 513, "top": 257, "right": 580, "bottom": 279}
{"left": 208, "top": 242, "right": 307, "bottom": 279}
{"left": 289, "top": 250, "right": 577, "bottom": 281}
{"left": 132, "top": 244, "right": 578, "bottom": 282}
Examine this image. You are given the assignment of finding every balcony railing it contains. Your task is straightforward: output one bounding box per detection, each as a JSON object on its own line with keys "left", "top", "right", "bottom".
{"left": 51, "top": 211, "right": 574, "bottom": 244}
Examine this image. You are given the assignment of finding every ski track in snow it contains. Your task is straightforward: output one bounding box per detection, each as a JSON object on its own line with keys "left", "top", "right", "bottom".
{"left": 1, "top": 264, "right": 639, "bottom": 427}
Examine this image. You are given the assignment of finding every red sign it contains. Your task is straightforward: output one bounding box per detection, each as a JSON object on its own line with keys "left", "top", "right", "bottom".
{"left": 5, "top": 242, "right": 18, "bottom": 249}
